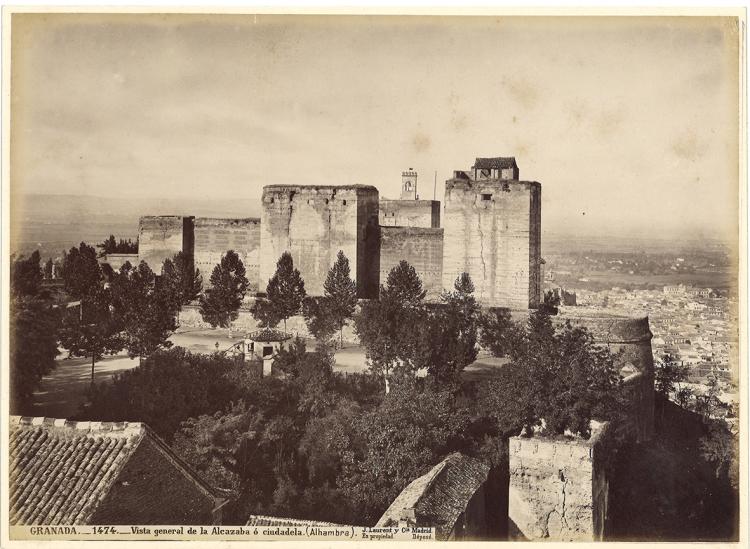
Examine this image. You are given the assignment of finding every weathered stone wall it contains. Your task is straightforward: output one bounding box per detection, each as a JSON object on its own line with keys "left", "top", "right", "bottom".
{"left": 260, "top": 185, "right": 379, "bottom": 298}
{"left": 138, "top": 216, "right": 194, "bottom": 274}
{"left": 101, "top": 253, "right": 139, "bottom": 271}
{"left": 194, "top": 217, "right": 261, "bottom": 293}
{"left": 380, "top": 227, "right": 443, "bottom": 300}
{"left": 508, "top": 424, "right": 610, "bottom": 541}
{"left": 379, "top": 199, "right": 440, "bottom": 228}
{"left": 442, "top": 179, "right": 541, "bottom": 309}
{"left": 177, "top": 304, "right": 361, "bottom": 343}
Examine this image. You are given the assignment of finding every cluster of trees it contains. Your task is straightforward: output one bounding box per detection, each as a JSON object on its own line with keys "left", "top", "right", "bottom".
{"left": 250, "top": 250, "right": 357, "bottom": 347}
{"left": 9, "top": 251, "right": 60, "bottom": 414}
{"left": 58, "top": 243, "right": 204, "bottom": 381}
{"left": 75, "top": 257, "right": 634, "bottom": 527}
{"left": 96, "top": 234, "right": 138, "bottom": 256}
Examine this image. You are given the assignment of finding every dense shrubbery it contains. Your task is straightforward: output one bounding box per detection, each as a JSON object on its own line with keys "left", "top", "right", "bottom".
{"left": 80, "top": 348, "right": 241, "bottom": 440}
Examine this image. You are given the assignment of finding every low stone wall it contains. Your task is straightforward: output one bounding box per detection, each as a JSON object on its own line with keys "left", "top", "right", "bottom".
{"left": 508, "top": 423, "right": 610, "bottom": 541}
{"left": 177, "top": 304, "right": 360, "bottom": 344}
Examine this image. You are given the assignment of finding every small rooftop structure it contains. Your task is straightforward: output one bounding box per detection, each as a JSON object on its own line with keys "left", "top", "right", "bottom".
{"left": 244, "top": 329, "right": 293, "bottom": 376}
{"left": 376, "top": 452, "right": 490, "bottom": 540}
{"left": 469, "top": 157, "right": 519, "bottom": 181}
{"left": 472, "top": 157, "right": 518, "bottom": 171}
{"left": 9, "top": 416, "right": 232, "bottom": 526}
{"left": 246, "top": 328, "right": 292, "bottom": 343}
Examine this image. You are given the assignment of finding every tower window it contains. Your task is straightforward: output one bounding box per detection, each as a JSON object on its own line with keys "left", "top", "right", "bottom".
{"left": 481, "top": 193, "right": 492, "bottom": 201}
{"left": 342, "top": 200, "right": 347, "bottom": 206}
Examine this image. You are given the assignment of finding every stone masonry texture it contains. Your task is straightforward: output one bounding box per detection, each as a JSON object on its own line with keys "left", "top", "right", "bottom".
{"left": 379, "top": 199, "right": 441, "bottom": 228}
{"left": 138, "top": 216, "right": 194, "bottom": 274}
{"left": 442, "top": 178, "right": 541, "bottom": 309}
{"left": 194, "top": 217, "right": 261, "bottom": 293}
{"left": 380, "top": 227, "right": 444, "bottom": 300}
{"left": 260, "top": 185, "right": 380, "bottom": 298}
{"left": 508, "top": 425, "right": 610, "bottom": 541}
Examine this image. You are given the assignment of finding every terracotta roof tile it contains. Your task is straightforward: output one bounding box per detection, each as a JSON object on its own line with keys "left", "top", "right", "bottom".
{"left": 246, "top": 514, "right": 348, "bottom": 527}
{"left": 472, "top": 157, "right": 517, "bottom": 170}
{"left": 376, "top": 452, "right": 489, "bottom": 539}
{"left": 9, "top": 417, "right": 145, "bottom": 525}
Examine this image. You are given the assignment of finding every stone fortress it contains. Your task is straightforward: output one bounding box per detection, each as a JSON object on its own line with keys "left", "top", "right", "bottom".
{"left": 135, "top": 156, "right": 541, "bottom": 307}
{"left": 129, "top": 155, "right": 655, "bottom": 540}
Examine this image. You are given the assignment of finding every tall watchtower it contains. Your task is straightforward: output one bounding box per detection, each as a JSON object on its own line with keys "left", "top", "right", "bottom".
{"left": 400, "top": 170, "right": 418, "bottom": 200}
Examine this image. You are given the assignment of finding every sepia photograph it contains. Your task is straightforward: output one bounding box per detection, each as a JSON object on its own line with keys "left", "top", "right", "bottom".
{"left": 2, "top": 7, "right": 746, "bottom": 545}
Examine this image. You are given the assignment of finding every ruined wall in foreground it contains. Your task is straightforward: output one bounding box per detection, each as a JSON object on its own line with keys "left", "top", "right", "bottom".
{"left": 442, "top": 179, "right": 541, "bottom": 309}
{"left": 379, "top": 199, "right": 440, "bottom": 228}
{"left": 194, "top": 218, "right": 261, "bottom": 293}
{"left": 508, "top": 424, "right": 610, "bottom": 541}
{"left": 260, "top": 185, "right": 380, "bottom": 298}
{"left": 138, "top": 216, "right": 194, "bottom": 274}
{"left": 380, "top": 227, "right": 443, "bottom": 300}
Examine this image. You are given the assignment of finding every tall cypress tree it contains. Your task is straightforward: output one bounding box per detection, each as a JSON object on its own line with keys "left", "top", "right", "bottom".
{"left": 266, "top": 252, "right": 306, "bottom": 333}
{"left": 199, "top": 250, "right": 249, "bottom": 334}
{"left": 323, "top": 250, "right": 358, "bottom": 346}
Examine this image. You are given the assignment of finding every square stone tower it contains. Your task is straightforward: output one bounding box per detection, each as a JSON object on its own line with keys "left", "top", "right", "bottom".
{"left": 260, "top": 185, "right": 380, "bottom": 298}
{"left": 442, "top": 157, "right": 541, "bottom": 309}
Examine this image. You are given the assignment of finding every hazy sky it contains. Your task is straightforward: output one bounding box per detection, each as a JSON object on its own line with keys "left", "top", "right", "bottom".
{"left": 11, "top": 14, "right": 741, "bottom": 240}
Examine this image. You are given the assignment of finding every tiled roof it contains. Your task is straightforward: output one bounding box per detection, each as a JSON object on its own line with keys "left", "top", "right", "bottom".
{"left": 9, "top": 416, "right": 232, "bottom": 525}
{"left": 246, "top": 515, "right": 347, "bottom": 527}
{"left": 9, "top": 416, "right": 144, "bottom": 525}
{"left": 247, "top": 328, "right": 292, "bottom": 342}
{"left": 376, "top": 452, "right": 490, "bottom": 539}
{"left": 472, "top": 157, "right": 517, "bottom": 170}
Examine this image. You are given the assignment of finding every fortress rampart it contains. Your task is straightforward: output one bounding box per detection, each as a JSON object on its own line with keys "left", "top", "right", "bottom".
{"left": 380, "top": 227, "right": 444, "bottom": 299}
{"left": 509, "top": 422, "right": 610, "bottom": 541}
{"left": 259, "top": 185, "right": 380, "bottom": 298}
{"left": 194, "top": 217, "right": 261, "bottom": 293}
{"left": 379, "top": 199, "right": 440, "bottom": 228}
{"left": 138, "top": 216, "right": 194, "bottom": 274}
{"left": 443, "top": 178, "right": 541, "bottom": 309}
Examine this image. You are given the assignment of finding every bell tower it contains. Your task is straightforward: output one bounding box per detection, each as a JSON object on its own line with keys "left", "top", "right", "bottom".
{"left": 400, "top": 169, "right": 418, "bottom": 200}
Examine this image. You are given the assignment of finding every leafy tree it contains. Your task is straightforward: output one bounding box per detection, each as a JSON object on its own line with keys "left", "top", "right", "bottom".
{"left": 82, "top": 347, "right": 238, "bottom": 440}
{"left": 10, "top": 251, "right": 43, "bottom": 298}
{"left": 59, "top": 284, "right": 123, "bottom": 383}
{"left": 655, "top": 354, "right": 688, "bottom": 399}
{"left": 302, "top": 296, "right": 338, "bottom": 347}
{"left": 43, "top": 258, "right": 54, "bottom": 280}
{"left": 415, "top": 273, "right": 479, "bottom": 384}
{"left": 110, "top": 261, "right": 177, "bottom": 362}
{"left": 479, "top": 307, "right": 525, "bottom": 360}
{"left": 266, "top": 252, "right": 306, "bottom": 333}
{"left": 62, "top": 242, "right": 101, "bottom": 299}
{"left": 162, "top": 251, "right": 203, "bottom": 324}
{"left": 479, "top": 305, "right": 624, "bottom": 438}
{"left": 544, "top": 323, "right": 622, "bottom": 437}
{"left": 9, "top": 295, "right": 60, "bottom": 414}
{"left": 97, "top": 234, "right": 138, "bottom": 257}
{"left": 337, "top": 384, "right": 474, "bottom": 524}
{"left": 199, "top": 250, "right": 250, "bottom": 334}
{"left": 9, "top": 252, "right": 60, "bottom": 413}
{"left": 539, "top": 289, "right": 561, "bottom": 315}
{"left": 355, "top": 261, "right": 427, "bottom": 394}
{"left": 251, "top": 297, "right": 283, "bottom": 328}
{"left": 700, "top": 421, "right": 739, "bottom": 489}
{"left": 323, "top": 250, "right": 358, "bottom": 345}
{"left": 380, "top": 259, "right": 426, "bottom": 305}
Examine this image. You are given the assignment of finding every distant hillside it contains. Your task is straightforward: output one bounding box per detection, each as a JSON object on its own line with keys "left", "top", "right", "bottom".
{"left": 10, "top": 193, "right": 261, "bottom": 258}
